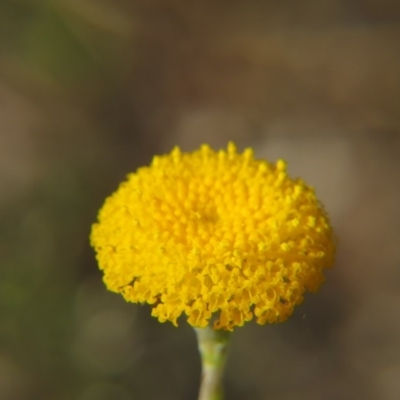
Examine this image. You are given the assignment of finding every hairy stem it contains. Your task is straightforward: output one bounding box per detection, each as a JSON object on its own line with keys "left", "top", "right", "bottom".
{"left": 195, "top": 326, "right": 231, "bottom": 400}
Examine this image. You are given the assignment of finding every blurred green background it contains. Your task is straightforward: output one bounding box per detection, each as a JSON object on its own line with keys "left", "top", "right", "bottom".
{"left": 1, "top": 1, "right": 400, "bottom": 399}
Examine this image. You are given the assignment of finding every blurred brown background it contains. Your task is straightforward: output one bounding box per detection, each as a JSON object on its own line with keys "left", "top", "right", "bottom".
{"left": 1, "top": 1, "right": 400, "bottom": 399}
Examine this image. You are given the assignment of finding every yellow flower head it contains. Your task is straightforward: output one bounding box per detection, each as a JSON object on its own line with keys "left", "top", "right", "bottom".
{"left": 90, "top": 143, "right": 335, "bottom": 330}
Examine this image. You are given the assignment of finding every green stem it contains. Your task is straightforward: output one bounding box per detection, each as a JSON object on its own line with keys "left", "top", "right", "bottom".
{"left": 194, "top": 326, "right": 231, "bottom": 400}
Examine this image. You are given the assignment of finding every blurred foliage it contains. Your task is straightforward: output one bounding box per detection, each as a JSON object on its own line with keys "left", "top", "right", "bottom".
{"left": 0, "top": 0, "right": 134, "bottom": 92}
{"left": 0, "top": 2, "right": 150, "bottom": 399}
{"left": 1, "top": 165, "right": 90, "bottom": 398}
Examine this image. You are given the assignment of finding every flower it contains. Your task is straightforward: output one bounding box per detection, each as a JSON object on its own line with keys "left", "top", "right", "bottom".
{"left": 90, "top": 143, "right": 335, "bottom": 330}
